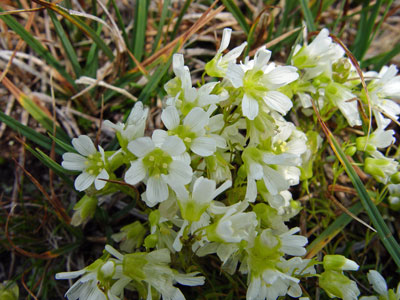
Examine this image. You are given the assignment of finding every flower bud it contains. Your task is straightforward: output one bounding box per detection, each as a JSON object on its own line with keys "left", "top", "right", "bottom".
{"left": 365, "top": 157, "right": 398, "bottom": 184}
{"left": 71, "top": 195, "right": 98, "bottom": 226}
{"left": 344, "top": 146, "right": 357, "bottom": 156}
{"left": 323, "top": 255, "right": 359, "bottom": 271}
{"left": 98, "top": 261, "right": 115, "bottom": 282}
{"left": 390, "top": 172, "right": 400, "bottom": 184}
{"left": 332, "top": 58, "right": 351, "bottom": 83}
{"left": 0, "top": 281, "right": 19, "bottom": 300}
{"left": 144, "top": 234, "right": 158, "bottom": 249}
{"left": 319, "top": 270, "right": 360, "bottom": 300}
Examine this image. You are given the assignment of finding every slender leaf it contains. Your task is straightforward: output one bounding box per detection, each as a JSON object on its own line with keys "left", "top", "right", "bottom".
{"left": 314, "top": 104, "right": 400, "bottom": 268}
{"left": 300, "top": 0, "right": 316, "bottom": 32}
{"left": 18, "top": 93, "right": 70, "bottom": 143}
{"left": 361, "top": 43, "right": 400, "bottom": 70}
{"left": 170, "top": 0, "right": 193, "bottom": 40}
{"left": 25, "top": 145, "right": 74, "bottom": 188}
{"left": 0, "top": 7, "right": 75, "bottom": 86}
{"left": 31, "top": 0, "right": 114, "bottom": 60}
{"left": 110, "top": 0, "right": 129, "bottom": 47}
{"left": 84, "top": 23, "right": 102, "bottom": 78}
{"left": 132, "top": 0, "right": 148, "bottom": 62}
{"left": 221, "top": 0, "right": 250, "bottom": 35}
{"left": 48, "top": 133, "right": 76, "bottom": 153}
{"left": 48, "top": 9, "right": 82, "bottom": 77}
{"left": 351, "top": 0, "right": 384, "bottom": 60}
{"left": 0, "top": 111, "right": 65, "bottom": 155}
{"left": 306, "top": 202, "right": 364, "bottom": 258}
{"left": 138, "top": 56, "right": 173, "bottom": 105}
{"left": 152, "top": 0, "right": 171, "bottom": 54}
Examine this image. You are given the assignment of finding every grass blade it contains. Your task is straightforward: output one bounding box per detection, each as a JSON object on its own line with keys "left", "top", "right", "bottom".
{"left": 313, "top": 102, "right": 400, "bottom": 268}
{"left": 138, "top": 56, "right": 173, "bottom": 105}
{"left": 351, "top": 0, "right": 385, "bottom": 60}
{"left": 0, "top": 7, "right": 75, "bottom": 87}
{"left": 1, "top": 76, "right": 70, "bottom": 142}
{"left": 31, "top": 0, "right": 114, "bottom": 60}
{"left": 221, "top": 0, "right": 250, "bottom": 35}
{"left": 306, "top": 202, "right": 364, "bottom": 258}
{"left": 110, "top": 0, "right": 129, "bottom": 47}
{"left": 131, "top": 0, "right": 148, "bottom": 62}
{"left": 300, "top": 0, "right": 316, "bottom": 32}
{"left": 361, "top": 42, "right": 400, "bottom": 70}
{"left": 25, "top": 145, "right": 74, "bottom": 187}
{"left": 48, "top": 9, "right": 82, "bottom": 77}
{"left": 0, "top": 111, "right": 65, "bottom": 155}
{"left": 170, "top": 0, "right": 192, "bottom": 40}
{"left": 152, "top": 0, "right": 171, "bottom": 54}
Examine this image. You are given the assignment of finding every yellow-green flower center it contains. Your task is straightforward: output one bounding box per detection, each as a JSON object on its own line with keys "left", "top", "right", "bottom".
{"left": 243, "top": 69, "right": 268, "bottom": 99}
{"left": 142, "top": 148, "right": 173, "bottom": 177}
{"left": 85, "top": 153, "right": 104, "bottom": 175}
{"left": 169, "top": 125, "right": 197, "bottom": 149}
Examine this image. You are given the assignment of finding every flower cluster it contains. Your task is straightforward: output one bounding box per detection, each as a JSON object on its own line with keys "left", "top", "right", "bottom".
{"left": 58, "top": 28, "right": 400, "bottom": 299}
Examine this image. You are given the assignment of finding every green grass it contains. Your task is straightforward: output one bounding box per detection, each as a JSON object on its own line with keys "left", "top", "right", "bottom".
{"left": 1, "top": 0, "right": 400, "bottom": 298}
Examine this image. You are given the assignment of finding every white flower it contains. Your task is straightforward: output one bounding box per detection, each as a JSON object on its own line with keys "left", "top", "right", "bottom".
{"left": 365, "top": 65, "right": 400, "bottom": 121}
{"left": 226, "top": 47, "right": 298, "bottom": 120}
{"left": 62, "top": 135, "right": 109, "bottom": 191}
{"left": 243, "top": 147, "right": 301, "bottom": 202}
{"left": 103, "top": 101, "right": 148, "bottom": 146}
{"left": 177, "top": 176, "right": 231, "bottom": 222}
{"left": 121, "top": 248, "right": 205, "bottom": 300}
{"left": 56, "top": 251, "right": 128, "bottom": 300}
{"left": 205, "top": 28, "right": 247, "bottom": 77}
{"left": 207, "top": 201, "right": 258, "bottom": 244}
{"left": 359, "top": 269, "right": 400, "bottom": 300}
{"left": 161, "top": 106, "right": 218, "bottom": 156}
{"left": 125, "top": 133, "right": 192, "bottom": 207}
{"left": 292, "top": 28, "right": 344, "bottom": 79}
{"left": 325, "top": 82, "right": 361, "bottom": 126}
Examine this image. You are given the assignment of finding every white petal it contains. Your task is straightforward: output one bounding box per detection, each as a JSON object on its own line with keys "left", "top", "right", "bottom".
{"left": 127, "top": 137, "right": 154, "bottom": 157}
{"left": 162, "top": 136, "right": 186, "bottom": 156}
{"left": 245, "top": 177, "right": 257, "bottom": 202}
{"left": 72, "top": 135, "right": 96, "bottom": 156}
{"left": 168, "top": 160, "right": 193, "bottom": 185}
{"left": 337, "top": 99, "right": 361, "bottom": 126}
{"left": 183, "top": 107, "right": 209, "bottom": 133}
{"left": 382, "top": 77, "right": 400, "bottom": 98}
{"left": 161, "top": 106, "right": 180, "bottom": 130}
{"left": 218, "top": 28, "right": 232, "bottom": 53}
{"left": 124, "top": 159, "right": 146, "bottom": 185}
{"left": 367, "top": 270, "right": 387, "bottom": 295}
{"left": 262, "top": 166, "right": 289, "bottom": 195}
{"left": 254, "top": 47, "right": 271, "bottom": 69}
{"left": 146, "top": 176, "right": 169, "bottom": 206}
{"left": 264, "top": 91, "right": 293, "bottom": 115}
{"left": 222, "top": 42, "right": 247, "bottom": 63}
{"left": 212, "top": 180, "right": 232, "bottom": 199}
{"left": 75, "top": 172, "right": 96, "bottom": 191}
{"left": 95, "top": 169, "right": 109, "bottom": 190}
{"left": 226, "top": 63, "right": 245, "bottom": 88}
{"left": 173, "top": 54, "right": 184, "bottom": 73}
{"left": 263, "top": 153, "right": 300, "bottom": 166}
{"left": 247, "top": 276, "right": 261, "bottom": 300}
{"left": 378, "top": 99, "right": 400, "bottom": 119}
{"left": 55, "top": 270, "right": 85, "bottom": 280}
{"left": 191, "top": 137, "right": 216, "bottom": 156}
{"left": 192, "top": 177, "right": 215, "bottom": 204}
{"left": 242, "top": 93, "right": 259, "bottom": 120}
{"left": 152, "top": 129, "right": 168, "bottom": 147}
{"left": 174, "top": 272, "right": 205, "bottom": 286}
{"left": 265, "top": 66, "right": 299, "bottom": 86}
{"left": 62, "top": 153, "right": 87, "bottom": 171}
